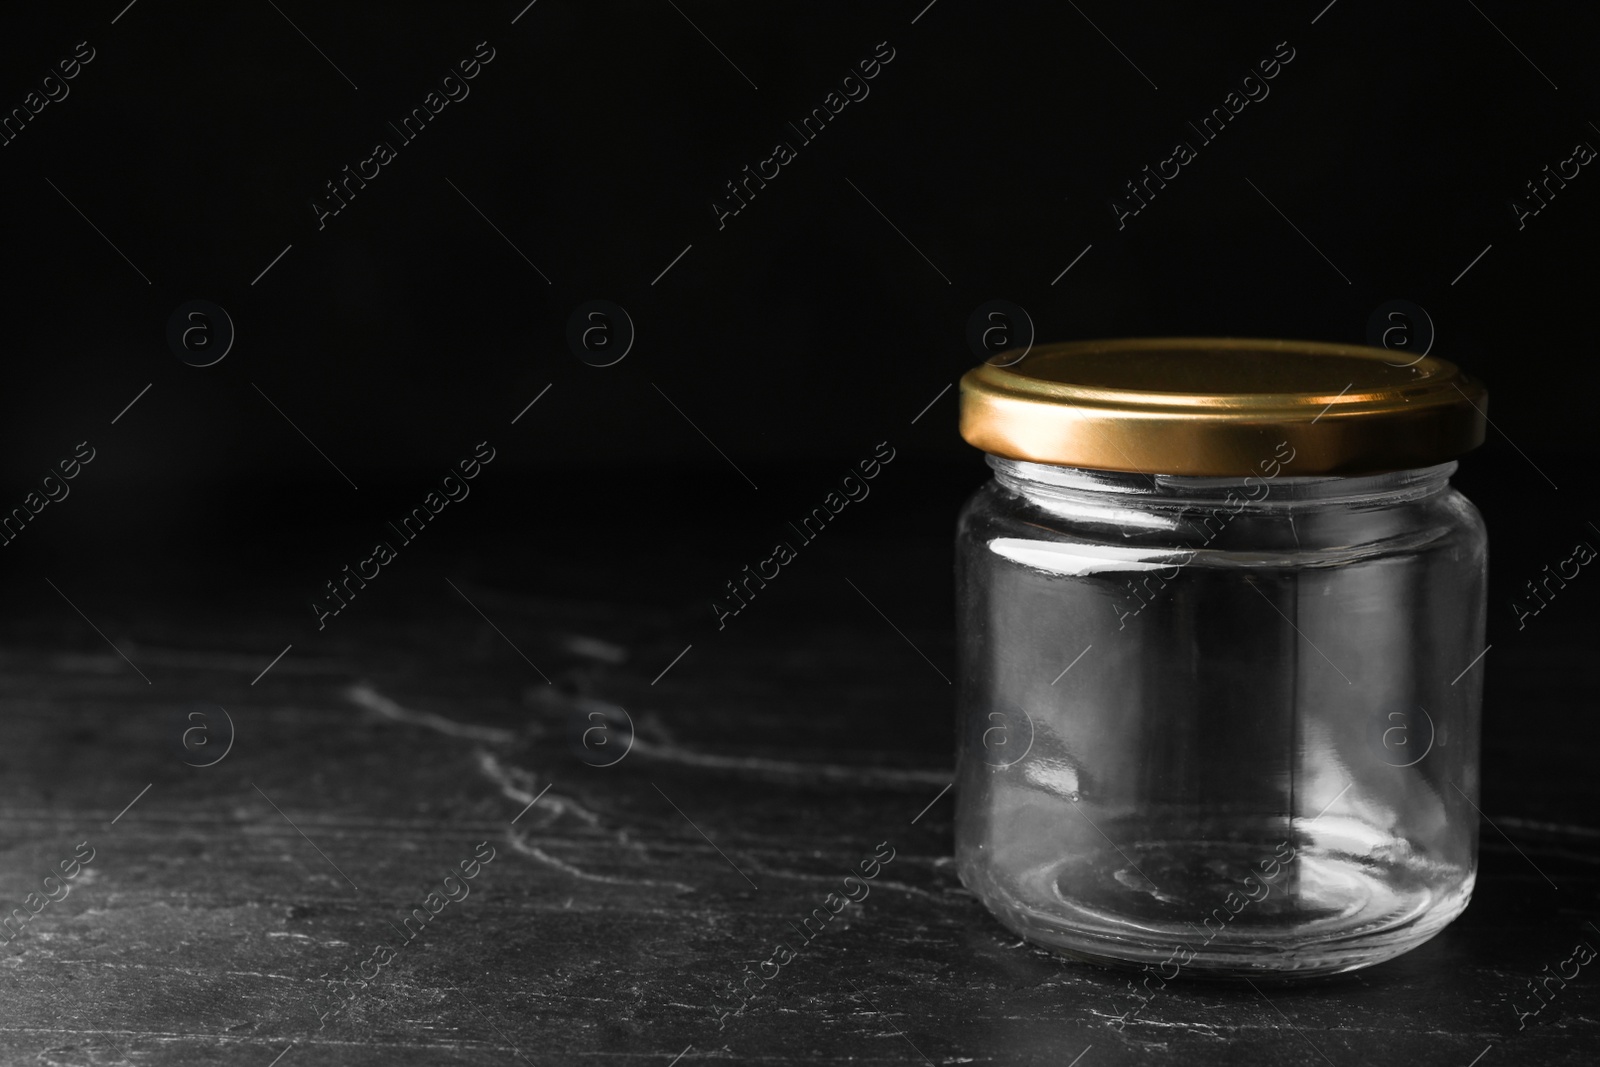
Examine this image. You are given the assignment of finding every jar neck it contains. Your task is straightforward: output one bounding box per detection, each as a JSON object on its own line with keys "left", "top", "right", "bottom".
{"left": 987, "top": 455, "right": 1457, "bottom": 512}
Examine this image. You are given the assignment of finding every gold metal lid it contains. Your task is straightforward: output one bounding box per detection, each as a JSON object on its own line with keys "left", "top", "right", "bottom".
{"left": 958, "top": 337, "right": 1488, "bottom": 477}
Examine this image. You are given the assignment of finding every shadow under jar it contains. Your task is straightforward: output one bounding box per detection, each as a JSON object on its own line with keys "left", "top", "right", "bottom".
{"left": 953, "top": 338, "right": 1489, "bottom": 979}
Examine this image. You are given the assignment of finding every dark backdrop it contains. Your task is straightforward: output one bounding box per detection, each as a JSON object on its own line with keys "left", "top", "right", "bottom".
{"left": 0, "top": 0, "right": 1595, "bottom": 697}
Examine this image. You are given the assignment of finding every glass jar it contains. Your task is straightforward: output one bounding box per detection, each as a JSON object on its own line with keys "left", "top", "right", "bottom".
{"left": 953, "top": 338, "right": 1489, "bottom": 979}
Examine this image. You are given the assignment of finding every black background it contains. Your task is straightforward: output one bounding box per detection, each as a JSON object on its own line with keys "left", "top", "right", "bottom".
{"left": 1, "top": 2, "right": 1595, "bottom": 757}
{"left": 5, "top": 0, "right": 1597, "bottom": 746}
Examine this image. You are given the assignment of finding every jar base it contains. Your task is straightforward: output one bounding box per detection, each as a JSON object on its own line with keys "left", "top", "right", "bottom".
{"left": 960, "top": 832, "right": 1474, "bottom": 979}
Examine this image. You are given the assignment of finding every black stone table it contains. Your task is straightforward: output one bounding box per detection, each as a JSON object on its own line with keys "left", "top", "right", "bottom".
{"left": 1, "top": 536, "right": 1595, "bottom": 1066}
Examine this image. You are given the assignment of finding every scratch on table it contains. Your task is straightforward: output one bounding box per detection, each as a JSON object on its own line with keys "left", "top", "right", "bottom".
{"left": 474, "top": 750, "right": 606, "bottom": 830}
{"left": 346, "top": 683, "right": 621, "bottom": 835}
{"left": 561, "top": 633, "right": 628, "bottom": 663}
{"left": 505, "top": 835, "right": 694, "bottom": 893}
{"left": 267, "top": 932, "right": 350, "bottom": 947}
{"left": 347, "top": 683, "right": 517, "bottom": 743}
{"left": 738, "top": 863, "right": 952, "bottom": 904}
{"left": 527, "top": 689, "right": 953, "bottom": 788}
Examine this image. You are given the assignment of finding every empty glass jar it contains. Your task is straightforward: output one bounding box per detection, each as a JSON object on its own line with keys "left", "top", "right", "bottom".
{"left": 954, "top": 338, "right": 1489, "bottom": 979}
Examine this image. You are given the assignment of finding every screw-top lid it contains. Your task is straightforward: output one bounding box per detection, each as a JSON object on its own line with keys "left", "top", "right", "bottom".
{"left": 958, "top": 337, "right": 1488, "bottom": 476}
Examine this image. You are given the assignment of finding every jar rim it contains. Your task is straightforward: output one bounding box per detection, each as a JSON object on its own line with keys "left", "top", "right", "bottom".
{"left": 988, "top": 454, "right": 1459, "bottom": 509}
{"left": 959, "top": 337, "right": 1487, "bottom": 477}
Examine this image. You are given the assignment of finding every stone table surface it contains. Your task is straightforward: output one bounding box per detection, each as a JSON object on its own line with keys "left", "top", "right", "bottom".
{"left": 0, "top": 542, "right": 1596, "bottom": 1067}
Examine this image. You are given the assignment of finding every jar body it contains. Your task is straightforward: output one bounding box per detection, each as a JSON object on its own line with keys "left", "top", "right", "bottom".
{"left": 954, "top": 454, "right": 1487, "bottom": 979}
